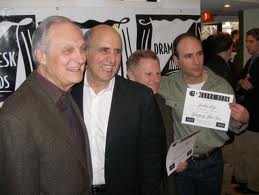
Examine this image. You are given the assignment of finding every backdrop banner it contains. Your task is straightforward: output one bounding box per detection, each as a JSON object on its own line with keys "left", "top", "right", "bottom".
{"left": 0, "top": 7, "right": 200, "bottom": 106}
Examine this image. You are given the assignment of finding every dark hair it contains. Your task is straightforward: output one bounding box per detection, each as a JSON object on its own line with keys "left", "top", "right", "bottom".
{"left": 247, "top": 28, "right": 259, "bottom": 40}
{"left": 202, "top": 35, "right": 216, "bottom": 62}
{"left": 173, "top": 33, "right": 201, "bottom": 57}
{"left": 126, "top": 49, "right": 159, "bottom": 70}
{"left": 211, "top": 32, "right": 233, "bottom": 54}
{"left": 231, "top": 30, "right": 239, "bottom": 38}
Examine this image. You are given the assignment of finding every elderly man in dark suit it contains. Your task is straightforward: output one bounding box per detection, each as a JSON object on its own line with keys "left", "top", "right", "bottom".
{"left": 71, "top": 25, "right": 164, "bottom": 195}
{"left": 0, "top": 16, "right": 92, "bottom": 195}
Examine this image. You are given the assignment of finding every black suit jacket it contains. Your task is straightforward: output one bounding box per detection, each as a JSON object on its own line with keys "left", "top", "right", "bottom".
{"left": 205, "top": 54, "right": 236, "bottom": 89}
{"left": 72, "top": 75, "right": 164, "bottom": 195}
{"left": 238, "top": 56, "right": 259, "bottom": 131}
{"left": 155, "top": 94, "right": 176, "bottom": 195}
{"left": 0, "top": 71, "right": 92, "bottom": 195}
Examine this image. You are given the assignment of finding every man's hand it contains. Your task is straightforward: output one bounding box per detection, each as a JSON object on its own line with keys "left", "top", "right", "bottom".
{"left": 229, "top": 103, "right": 249, "bottom": 124}
{"left": 175, "top": 161, "right": 188, "bottom": 173}
{"left": 239, "top": 76, "right": 253, "bottom": 90}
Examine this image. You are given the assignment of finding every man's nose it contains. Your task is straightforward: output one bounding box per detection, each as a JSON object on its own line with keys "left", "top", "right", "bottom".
{"left": 153, "top": 74, "right": 160, "bottom": 83}
{"left": 76, "top": 49, "right": 87, "bottom": 64}
{"left": 193, "top": 55, "right": 200, "bottom": 65}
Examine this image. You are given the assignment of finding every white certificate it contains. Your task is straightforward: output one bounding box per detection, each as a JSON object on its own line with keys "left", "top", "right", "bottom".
{"left": 166, "top": 130, "right": 199, "bottom": 176}
{"left": 182, "top": 88, "right": 234, "bottom": 131}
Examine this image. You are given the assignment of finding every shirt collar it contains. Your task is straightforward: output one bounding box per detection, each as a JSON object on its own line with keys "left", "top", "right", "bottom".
{"left": 35, "top": 71, "right": 67, "bottom": 103}
{"left": 251, "top": 54, "right": 259, "bottom": 63}
{"left": 84, "top": 70, "right": 115, "bottom": 95}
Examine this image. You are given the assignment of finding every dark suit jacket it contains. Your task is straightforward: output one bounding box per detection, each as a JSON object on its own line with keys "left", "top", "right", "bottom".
{"left": 238, "top": 56, "right": 259, "bottom": 131}
{"left": 0, "top": 71, "right": 92, "bottom": 195}
{"left": 155, "top": 94, "right": 174, "bottom": 149}
{"left": 71, "top": 75, "right": 164, "bottom": 195}
{"left": 205, "top": 54, "right": 236, "bottom": 90}
{"left": 155, "top": 94, "right": 176, "bottom": 195}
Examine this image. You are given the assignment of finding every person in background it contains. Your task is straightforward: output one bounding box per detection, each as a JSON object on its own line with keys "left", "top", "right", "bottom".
{"left": 0, "top": 16, "right": 92, "bottom": 194}
{"left": 126, "top": 49, "right": 187, "bottom": 195}
{"left": 204, "top": 32, "right": 240, "bottom": 195}
{"left": 159, "top": 33, "right": 249, "bottom": 195}
{"left": 71, "top": 25, "right": 164, "bottom": 195}
{"left": 230, "top": 30, "right": 243, "bottom": 86}
{"left": 205, "top": 32, "right": 236, "bottom": 89}
{"left": 231, "top": 30, "right": 239, "bottom": 53}
{"left": 202, "top": 34, "right": 215, "bottom": 63}
{"left": 234, "top": 28, "right": 259, "bottom": 194}
{"left": 202, "top": 32, "right": 242, "bottom": 85}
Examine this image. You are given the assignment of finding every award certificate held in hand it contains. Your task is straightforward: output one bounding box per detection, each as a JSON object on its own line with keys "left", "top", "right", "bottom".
{"left": 182, "top": 88, "right": 234, "bottom": 131}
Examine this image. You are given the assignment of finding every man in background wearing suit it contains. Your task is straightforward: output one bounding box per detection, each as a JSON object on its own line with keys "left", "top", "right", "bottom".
{"left": 0, "top": 16, "right": 92, "bottom": 194}
{"left": 234, "top": 28, "right": 259, "bottom": 194}
{"left": 126, "top": 49, "right": 177, "bottom": 195}
{"left": 126, "top": 50, "right": 188, "bottom": 195}
{"left": 71, "top": 25, "right": 164, "bottom": 195}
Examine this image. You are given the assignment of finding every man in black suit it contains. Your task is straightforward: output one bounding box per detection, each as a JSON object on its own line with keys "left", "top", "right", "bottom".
{"left": 234, "top": 28, "right": 259, "bottom": 194}
{"left": 71, "top": 25, "right": 164, "bottom": 195}
{"left": 205, "top": 32, "right": 236, "bottom": 89}
{"left": 204, "top": 32, "right": 239, "bottom": 195}
{"left": 126, "top": 49, "right": 179, "bottom": 195}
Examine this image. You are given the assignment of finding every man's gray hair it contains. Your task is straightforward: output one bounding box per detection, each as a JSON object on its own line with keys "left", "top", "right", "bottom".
{"left": 31, "top": 16, "right": 73, "bottom": 65}
{"left": 84, "top": 27, "right": 94, "bottom": 49}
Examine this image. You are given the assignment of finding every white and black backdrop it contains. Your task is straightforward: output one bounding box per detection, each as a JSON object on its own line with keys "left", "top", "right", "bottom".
{"left": 0, "top": 7, "right": 200, "bottom": 106}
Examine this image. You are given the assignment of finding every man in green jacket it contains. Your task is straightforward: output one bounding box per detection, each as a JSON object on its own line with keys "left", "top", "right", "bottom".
{"left": 159, "top": 33, "right": 249, "bottom": 195}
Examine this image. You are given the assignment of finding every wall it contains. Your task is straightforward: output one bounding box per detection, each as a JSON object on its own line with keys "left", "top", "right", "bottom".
{"left": 213, "top": 15, "right": 238, "bottom": 23}
{"left": 0, "top": 0, "right": 199, "bottom": 11}
{"left": 243, "top": 9, "right": 259, "bottom": 63}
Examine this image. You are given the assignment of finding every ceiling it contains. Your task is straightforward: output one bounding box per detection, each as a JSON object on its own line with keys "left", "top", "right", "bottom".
{"left": 201, "top": 0, "right": 259, "bottom": 16}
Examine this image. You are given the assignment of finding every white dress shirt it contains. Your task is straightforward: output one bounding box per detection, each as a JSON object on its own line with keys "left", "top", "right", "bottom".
{"left": 83, "top": 73, "right": 115, "bottom": 185}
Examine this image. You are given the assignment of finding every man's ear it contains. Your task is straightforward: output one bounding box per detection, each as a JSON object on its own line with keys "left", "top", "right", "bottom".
{"left": 127, "top": 69, "right": 135, "bottom": 81}
{"left": 35, "top": 48, "right": 47, "bottom": 66}
{"left": 173, "top": 55, "right": 179, "bottom": 65}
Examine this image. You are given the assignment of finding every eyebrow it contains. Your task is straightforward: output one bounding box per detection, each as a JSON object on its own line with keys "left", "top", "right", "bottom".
{"left": 182, "top": 49, "right": 203, "bottom": 56}
{"left": 115, "top": 48, "right": 122, "bottom": 53}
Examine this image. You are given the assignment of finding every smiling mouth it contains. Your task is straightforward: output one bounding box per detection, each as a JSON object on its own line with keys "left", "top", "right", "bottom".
{"left": 101, "top": 65, "right": 114, "bottom": 72}
{"left": 67, "top": 66, "right": 82, "bottom": 72}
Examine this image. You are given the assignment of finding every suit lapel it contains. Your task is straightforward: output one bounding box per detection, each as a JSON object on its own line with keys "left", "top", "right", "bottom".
{"left": 70, "top": 96, "right": 93, "bottom": 180}
{"left": 71, "top": 81, "right": 84, "bottom": 115}
{"left": 71, "top": 77, "right": 93, "bottom": 181}
{"left": 105, "top": 76, "right": 125, "bottom": 153}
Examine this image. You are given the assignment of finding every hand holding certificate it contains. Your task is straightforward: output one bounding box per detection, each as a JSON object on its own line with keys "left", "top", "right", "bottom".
{"left": 166, "top": 130, "right": 199, "bottom": 176}
{"left": 182, "top": 88, "right": 234, "bottom": 131}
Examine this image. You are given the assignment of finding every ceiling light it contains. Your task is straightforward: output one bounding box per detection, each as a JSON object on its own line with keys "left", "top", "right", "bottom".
{"left": 224, "top": 4, "right": 230, "bottom": 8}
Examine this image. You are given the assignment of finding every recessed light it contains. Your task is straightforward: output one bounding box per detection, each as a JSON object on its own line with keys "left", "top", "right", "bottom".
{"left": 224, "top": 4, "right": 230, "bottom": 8}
